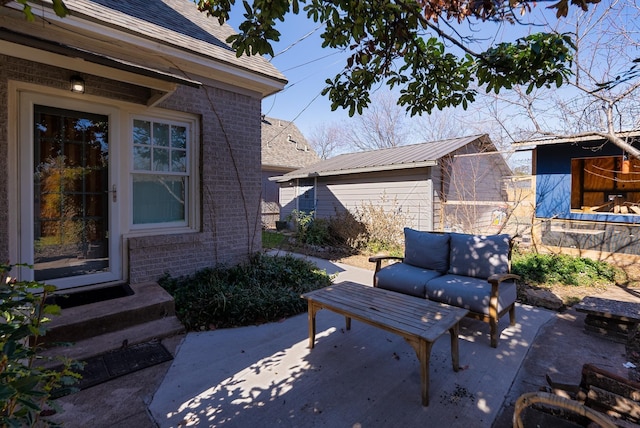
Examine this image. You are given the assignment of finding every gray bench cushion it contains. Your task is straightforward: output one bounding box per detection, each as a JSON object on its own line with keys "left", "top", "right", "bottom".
{"left": 375, "top": 262, "right": 443, "bottom": 298}
{"left": 403, "top": 228, "right": 450, "bottom": 273}
{"left": 448, "top": 233, "right": 510, "bottom": 279}
{"left": 425, "top": 274, "right": 517, "bottom": 315}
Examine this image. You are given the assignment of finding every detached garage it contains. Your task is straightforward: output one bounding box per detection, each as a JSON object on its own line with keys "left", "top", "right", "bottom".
{"left": 272, "top": 134, "right": 513, "bottom": 234}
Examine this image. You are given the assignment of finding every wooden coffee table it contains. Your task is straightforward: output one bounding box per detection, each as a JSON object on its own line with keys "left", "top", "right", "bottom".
{"left": 302, "top": 281, "right": 469, "bottom": 406}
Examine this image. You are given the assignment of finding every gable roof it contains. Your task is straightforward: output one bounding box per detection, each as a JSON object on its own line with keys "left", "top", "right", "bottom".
{"left": 262, "top": 117, "right": 320, "bottom": 171}
{"left": 272, "top": 134, "right": 492, "bottom": 182}
{"left": 1, "top": 0, "right": 287, "bottom": 96}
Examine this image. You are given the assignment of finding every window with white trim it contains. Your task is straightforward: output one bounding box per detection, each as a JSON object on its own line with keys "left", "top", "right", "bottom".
{"left": 131, "top": 117, "right": 192, "bottom": 227}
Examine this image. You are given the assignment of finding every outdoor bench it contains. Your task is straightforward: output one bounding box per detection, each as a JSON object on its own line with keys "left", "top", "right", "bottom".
{"left": 369, "top": 228, "right": 520, "bottom": 347}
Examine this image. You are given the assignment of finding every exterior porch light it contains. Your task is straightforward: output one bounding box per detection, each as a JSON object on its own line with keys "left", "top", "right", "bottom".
{"left": 70, "top": 75, "right": 85, "bottom": 93}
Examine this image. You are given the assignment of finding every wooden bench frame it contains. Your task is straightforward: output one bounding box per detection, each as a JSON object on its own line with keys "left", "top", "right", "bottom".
{"left": 302, "top": 281, "right": 469, "bottom": 406}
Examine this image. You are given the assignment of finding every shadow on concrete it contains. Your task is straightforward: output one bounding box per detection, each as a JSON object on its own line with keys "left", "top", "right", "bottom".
{"left": 149, "top": 301, "right": 553, "bottom": 427}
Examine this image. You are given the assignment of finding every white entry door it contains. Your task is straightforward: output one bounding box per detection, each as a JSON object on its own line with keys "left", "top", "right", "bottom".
{"left": 19, "top": 93, "right": 121, "bottom": 289}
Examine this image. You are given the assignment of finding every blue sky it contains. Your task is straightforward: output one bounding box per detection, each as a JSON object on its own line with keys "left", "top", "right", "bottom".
{"left": 228, "top": 10, "right": 353, "bottom": 137}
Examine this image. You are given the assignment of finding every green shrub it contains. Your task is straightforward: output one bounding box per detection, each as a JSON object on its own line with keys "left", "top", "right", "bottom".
{"left": 285, "top": 210, "right": 324, "bottom": 245}
{"left": 286, "top": 210, "right": 334, "bottom": 246}
{"left": 0, "top": 264, "right": 81, "bottom": 427}
{"left": 159, "top": 253, "right": 333, "bottom": 331}
{"left": 511, "top": 251, "right": 618, "bottom": 287}
{"left": 304, "top": 218, "right": 332, "bottom": 245}
{"left": 286, "top": 196, "right": 413, "bottom": 253}
{"left": 365, "top": 239, "right": 404, "bottom": 258}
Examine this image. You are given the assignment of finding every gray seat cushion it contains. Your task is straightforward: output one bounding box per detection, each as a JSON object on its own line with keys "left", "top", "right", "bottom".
{"left": 403, "top": 228, "right": 450, "bottom": 273}
{"left": 448, "top": 233, "right": 510, "bottom": 279}
{"left": 425, "top": 274, "right": 517, "bottom": 315}
{"left": 375, "top": 262, "right": 443, "bottom": 298}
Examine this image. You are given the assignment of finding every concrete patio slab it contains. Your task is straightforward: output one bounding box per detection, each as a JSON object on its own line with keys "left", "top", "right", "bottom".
{"left": 148, "top": 255, "right": 554, "bottom": 428}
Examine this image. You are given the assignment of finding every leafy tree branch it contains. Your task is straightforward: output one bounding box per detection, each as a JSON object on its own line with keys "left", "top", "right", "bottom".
{"left": 195, "top": 0, "right": 600, "bottom": 115}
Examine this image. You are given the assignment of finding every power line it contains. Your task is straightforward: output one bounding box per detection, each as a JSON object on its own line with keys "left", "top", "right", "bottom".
{"left": 281, "top": 51, "right": 343, "bottom": 72}
{"left": 265, "top": 91, "right": 324, "bottom": 146}
{"left": 271, "top": 23, "right": 325, "bottom": 59}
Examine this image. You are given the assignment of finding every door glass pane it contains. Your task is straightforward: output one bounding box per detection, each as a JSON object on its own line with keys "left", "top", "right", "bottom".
{"left": 33, "top": 105, "right": 110, "bottom": 281}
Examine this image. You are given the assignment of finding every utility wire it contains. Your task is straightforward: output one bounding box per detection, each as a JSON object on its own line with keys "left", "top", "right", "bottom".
{"left": 265, "top": 90, "right": 324, "bottom": 146}
{"left": 270, "top": 23, "right": 325, "bottom": 60}
{"left": 281, "top": 51, "right": 343, "bottom": 72}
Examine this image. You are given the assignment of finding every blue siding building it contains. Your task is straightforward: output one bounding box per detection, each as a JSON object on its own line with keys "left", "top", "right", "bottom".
{"left": 517, "top": 132, "right": 640, "bottom": 255}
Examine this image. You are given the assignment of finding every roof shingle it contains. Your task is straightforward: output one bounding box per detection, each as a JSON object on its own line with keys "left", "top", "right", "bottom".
{"left": 61, "top": 0, "right": 286, "bottom": 82}
{"left": 262, "top": 117, "right": 320, "bottom": 170}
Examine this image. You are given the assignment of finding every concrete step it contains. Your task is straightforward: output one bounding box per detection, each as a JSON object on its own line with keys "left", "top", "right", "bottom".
{"left": 40, "top": 316, "right": 185, "bottom": 366}
{"left": 37, "top": 281, "right": 185, "bottom": 367}
{"left": 42, "top": 282, "right": 177, "bottom": 345}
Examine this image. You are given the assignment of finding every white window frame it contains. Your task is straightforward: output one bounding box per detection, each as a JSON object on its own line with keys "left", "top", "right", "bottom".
{"left": 129, "top": 112, "right": 200, "bottom": 232}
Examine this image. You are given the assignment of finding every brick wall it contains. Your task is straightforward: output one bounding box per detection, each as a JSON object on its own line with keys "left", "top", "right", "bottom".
{"left": 1, "top": 56, "right": 263, "bottom": 284}
{"left": 0, "top": 56, "right": 8, "bottom": 263}
{"left": 128, "top": 85, "right": 263, "bottom": 283}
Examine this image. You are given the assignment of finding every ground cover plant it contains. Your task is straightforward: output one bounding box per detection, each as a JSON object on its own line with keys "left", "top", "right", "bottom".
{"left": 159, "top": 253, "right": 332, "bottom": 331}
{"left": 0, "top": 264, "right": 80, "bottom": 427}
{"left": 511, "top": 251, "right": 619, "bottom": 288}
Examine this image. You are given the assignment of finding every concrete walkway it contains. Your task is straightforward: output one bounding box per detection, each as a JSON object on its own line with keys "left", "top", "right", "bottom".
{"left": 148, "top": 254, "right": 554, "bottom": 428}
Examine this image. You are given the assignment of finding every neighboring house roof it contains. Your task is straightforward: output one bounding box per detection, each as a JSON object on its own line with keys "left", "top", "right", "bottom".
{"left": 272, "top": 134, "right": 493, "bottom": 182}
{"left": 262, "top": 116, "right": 320, "bottom": 171}
{"left": 1, "top": 0, "right": 287, "bottom": 97}
{"left": 513, "top": 130, "right": 640, "bottom": 151}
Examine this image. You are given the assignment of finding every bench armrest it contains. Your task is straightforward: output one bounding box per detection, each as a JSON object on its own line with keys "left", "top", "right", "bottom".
{"left": 487, "top": 273, "right": 520, "bottom": 285}
{"left": 487, "top": 273, "right": 520, "bottom": 298}
{"left": 486, "top": 273, "right": 520, "bottom": 329}
{"left": 368, "top": 255, "right": 404, "bottom": 273}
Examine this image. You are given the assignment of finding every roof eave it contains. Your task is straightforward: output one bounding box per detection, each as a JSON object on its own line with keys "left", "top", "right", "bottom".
{"left": 0, "top": 28, "right": 201, "bottom": 88}
{"left": 271, "top": 160, "right": 438, "bottom": 182}
{"left": 3, "top": 2, "right": 287, "bottom": 98}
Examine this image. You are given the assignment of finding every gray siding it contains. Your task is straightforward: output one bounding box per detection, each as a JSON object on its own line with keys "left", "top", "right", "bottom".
{"left": 313, "top": 169, "right": 434, "bottom": 231}
{"left": 445, "top": 144, "right": 508, "bottom": 202}
{"left": 432, "top": 163, "right": 444, "bottom": 231}
{"left": 275, "top": 138, "right": 512, "bottom": 236}
{"left": 279, "top": 183, "right": 297, "bottom": 221}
